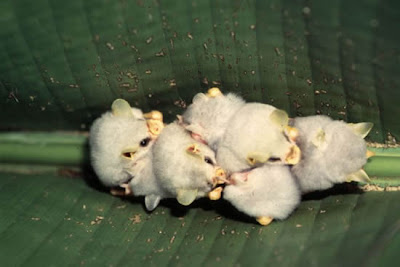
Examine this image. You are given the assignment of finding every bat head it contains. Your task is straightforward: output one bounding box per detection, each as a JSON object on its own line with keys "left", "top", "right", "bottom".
{"left": 89, "top": 99, "right": 163, "bottom": 189}
{"left": 152, "top": 122, "right": 226, "bottom": 206}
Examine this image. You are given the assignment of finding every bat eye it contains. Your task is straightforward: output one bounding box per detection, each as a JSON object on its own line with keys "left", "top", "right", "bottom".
{"left": 140, "top": 137, "right": 151, "bottom": 147}
{"left": 204, "top": 156, "right": 214, "bottom": 165}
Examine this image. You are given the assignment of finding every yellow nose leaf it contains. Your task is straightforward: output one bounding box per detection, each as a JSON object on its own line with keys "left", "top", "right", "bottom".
{"left": 147, "top": 120, "right": 164, "bottom": 138}
{"left": 285, "top": 145, "right": 301, "bottom": 165}
{"left": 285, "top": 126, "right": 299, "bottom": 141}
{"left": 144, "top": 110, "right": 163, "bottom": 121}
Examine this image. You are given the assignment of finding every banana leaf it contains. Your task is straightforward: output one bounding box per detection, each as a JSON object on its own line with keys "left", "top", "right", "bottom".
{"left": 0, "top": 171, "right": 399, "bottom": 266}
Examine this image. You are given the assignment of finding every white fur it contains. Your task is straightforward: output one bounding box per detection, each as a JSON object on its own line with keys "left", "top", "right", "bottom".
{"left": 223, "top": 165, "right": 301, "bottom": 220}
{"left": 182, "top": 92, "right": 245, "bottom": 150}
{"left": 152, "top": 122, "right": 220, "bottom": 198}
{"left": 292, "top": 115, "right": 368, "bottom": 193}
{"left": 89, "top": 108, "right": 153, "bottom": 187}
{"left": 217, "top": 103, "right": 294, "bottom": 173}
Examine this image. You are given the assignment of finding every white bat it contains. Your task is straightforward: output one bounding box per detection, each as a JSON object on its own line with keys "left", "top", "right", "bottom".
{"left": 223, "top": 165, "right": 301, "bottom": 226}
{"left": 291, "top": 115, "right": 374, "bottom": 193}
{"left": 150, "top": 122, "right": 226, "bottom": 208}
{"left": 89, "top": 99, "right": 163, "bottom": 196}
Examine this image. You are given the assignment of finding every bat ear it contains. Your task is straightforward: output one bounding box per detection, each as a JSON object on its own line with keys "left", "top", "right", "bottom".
{"left": 145, "top": 194, "right": 161, "bottom": 211}
{"left": 312, "top": 128, "right": 326, "bottom": 147}
{"left": 269, "top": 109, "right": 289, "bottom": 129}
{"left": 206, "top": 87, "right": 222, "bottom": 97}
{"left": 247, "top": 151, "right": 270, "bottom": 166}
{"left": 176, "top": 189, "right": 198, "bottom": 206}
{"left": 111, "top": 99, "right": 133, "bottom": 117}
{"left": 186, "top": 143, "right": 202, "bottom": 157}
{"left": 346, "top": 169, "right": 371, "bottom": 183}
{"left": 192, "top": 93, "right": 208, "bottom": 104}
{"left": 347, "top": 122, "right": 373, "bottom": 139}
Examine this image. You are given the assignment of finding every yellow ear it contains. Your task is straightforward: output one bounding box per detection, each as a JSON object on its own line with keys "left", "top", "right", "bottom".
{"left": 111, "top": 99, "right": 133, "bottom": 117}
{"left": 176, "top": 189, "right": 198, "bottom": 206}
{"left": 269, "top": 109, "right": 289, "bottom": 129}
{"left": 347, "top": 122, "right": 373, "bottom": 139}
{"left": 346, "top": 169, "right": 371, "bottom": 183}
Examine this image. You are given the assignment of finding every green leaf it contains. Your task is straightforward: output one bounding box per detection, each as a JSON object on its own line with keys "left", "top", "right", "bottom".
{"left": 0, "top": 0, "right": 398, "bottom": 143}
{"left": 0, "top": 172, "right": 399, "bottom": 266}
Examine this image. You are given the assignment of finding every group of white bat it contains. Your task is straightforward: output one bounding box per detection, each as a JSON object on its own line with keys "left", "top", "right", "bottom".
{"left": 89, "top": 88, "right": 374, "bottom": 226}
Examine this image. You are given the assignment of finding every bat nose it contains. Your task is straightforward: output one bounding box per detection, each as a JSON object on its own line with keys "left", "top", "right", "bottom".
{"left": 285, "top": 126, "right": 299, "bottom": 142}
{"left": 284, "top": 144, "right": 301, "bottom": 165}
{"left": 215, "top": 167, "right": 226, "bottom": 178}
{"left": 143, "top": 110, "right": 163, "bottom": 121}
{"left": 212, "top": 167, "right": 228, "bottom": 187}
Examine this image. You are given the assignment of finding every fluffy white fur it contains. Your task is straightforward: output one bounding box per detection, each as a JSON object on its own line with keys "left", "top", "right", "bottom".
{"left": 183, "top": 90, "right": 298, "bottom": 174}
{"left": 217, "top": 103, "right": 296, "bottom": 173}
{"left": 291, "top": 115, "right": 370, "bottom": 193}
{"left": 223, "top": 165, "right": 301, "bottom": 220}
{"left": 89, "top": 108, "right": 153, "bottom": 188}
{"left": 152, "top": 122, "right": 222, "bottom": 199}
{"left": 182, "top": 92, "right": 245, "bottom": 150}
{"left": 126, "top": 121, "right": 223, "bottom": 210}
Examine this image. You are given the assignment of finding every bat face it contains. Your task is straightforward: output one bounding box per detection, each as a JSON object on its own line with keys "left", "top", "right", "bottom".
{"left": 89, "top": 99, "right": 164, "bottom": 192}
{"left": 89, "top": 110, "right": 154, "bottom": 188}
{"left": 223, "top": 165, "right": 301, "bottom": 221}
{"left": 182, "top": 91, "right": 245, "bottom": 149}
{"left": 292, "top": 115, "right": 372, "bottom": 192}
{"left": 217, "top": 103, "right": 300, "bottom": 173}
{"left": 152, "top": 122, "right": 226, "bottom": 206}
